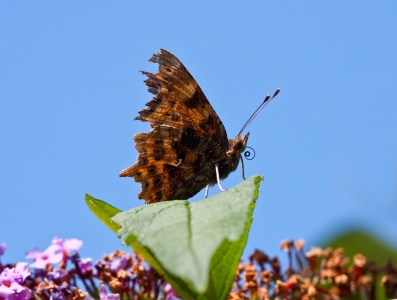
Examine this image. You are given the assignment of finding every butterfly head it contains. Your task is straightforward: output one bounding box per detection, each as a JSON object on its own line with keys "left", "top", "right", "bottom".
{"left": 223, "top": 133, "right": 250, "bottom": 177}
{"left": 233, "top": 132, "right": 250, "bottom": 155}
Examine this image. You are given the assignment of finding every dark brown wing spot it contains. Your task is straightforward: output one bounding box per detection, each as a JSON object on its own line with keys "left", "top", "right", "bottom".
{"left": 149, "top": 166, "right": 157, "bottom": 174}
{"left": 154, "top": 95, "right": 162, "bottom": 103}
{"left": 185, "top": 89, "right": 200, "bottom": 108}
{"left": 199, "top": 114, "right": 214, "bottom": 130}
{"left": 154, "top": 177, "right": 162, "bottom": 186}
{"left": 154, "top": 148, "right": 165, "bottom": 160}
{"left": 171, "top": 112, "right": 179, "bottom": 122}
{"left": 168, "top": 99, "right": 176, "bottom": 108}
{"left": 207, "top": 114, "right": 214, "bottom": 125}
{"left": 171, "top": 140, "right": 177, "bottom": 149}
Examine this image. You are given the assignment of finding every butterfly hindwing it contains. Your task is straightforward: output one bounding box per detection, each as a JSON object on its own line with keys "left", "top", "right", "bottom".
{"left": 120, "top": 125, "right": 223, "bottom": 203}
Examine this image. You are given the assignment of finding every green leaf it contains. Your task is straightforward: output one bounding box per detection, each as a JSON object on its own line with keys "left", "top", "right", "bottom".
{"left": 112, "top": 175, "right": 262, "bottom": 300}
{"left": 85, "top": 193, "right": 122, "bottom": 233}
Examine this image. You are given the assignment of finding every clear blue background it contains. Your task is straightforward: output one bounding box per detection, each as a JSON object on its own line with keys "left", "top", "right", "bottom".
{"left": 1, "top": 1, "right": 396, "bottom": 264}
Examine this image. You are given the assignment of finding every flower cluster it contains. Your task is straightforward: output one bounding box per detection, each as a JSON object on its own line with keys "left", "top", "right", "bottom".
{"left": 0, "top": 262, "right": 31, "bottom": 300}
{"left": 1, "top": 238, "right": 396, "bottom": 300}
{"left": 0, "top": 238, "right": 173, "bottom": 300}
{"left": 230, "top": 239, "right": 397, "bottom": 300}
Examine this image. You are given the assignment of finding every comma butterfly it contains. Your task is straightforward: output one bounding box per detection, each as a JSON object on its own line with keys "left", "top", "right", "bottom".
{"left": 120, "top": 49, "right": 279, "bottom": 203}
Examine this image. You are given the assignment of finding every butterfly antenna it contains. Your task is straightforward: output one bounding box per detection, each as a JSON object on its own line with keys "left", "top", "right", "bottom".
{"left": 238, "top": 88, "right": 280, "bottom": 136}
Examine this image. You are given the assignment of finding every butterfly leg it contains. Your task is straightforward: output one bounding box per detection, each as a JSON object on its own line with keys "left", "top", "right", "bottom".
{"left": 240, "top": 155, "right": 246, "bottom": 180}
{"left": 215, "top": 164, "right": 226, "bottom": 192}
{"left": 205, "top": 185, "right": 210, "bottom": 198}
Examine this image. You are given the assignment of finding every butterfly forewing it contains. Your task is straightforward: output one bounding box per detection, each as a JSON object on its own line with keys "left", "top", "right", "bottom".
{"left": 136, "top": 49, "right": 229, "bottom": 148}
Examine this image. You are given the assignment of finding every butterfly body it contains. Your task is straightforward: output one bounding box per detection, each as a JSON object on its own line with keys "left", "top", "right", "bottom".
{"left": 120, "top": 49, "right": 249, "bottom": 203}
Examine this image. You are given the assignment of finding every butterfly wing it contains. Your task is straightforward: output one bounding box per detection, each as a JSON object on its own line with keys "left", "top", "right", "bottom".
{"left": 121, "top": 125, "right": 225, "bottom": 203}
{"left": 120, "top": 49, "right": 229, "bottom": 203}
{"left": 136, "top": 49, "right": 229, "bottom": 148}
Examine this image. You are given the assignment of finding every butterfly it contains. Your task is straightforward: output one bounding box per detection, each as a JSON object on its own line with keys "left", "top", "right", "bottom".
{"left": 120, "top": 49, "right": 279, "bottom": 203}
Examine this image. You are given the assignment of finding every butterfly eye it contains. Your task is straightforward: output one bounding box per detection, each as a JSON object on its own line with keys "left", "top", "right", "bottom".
{"left": 243, "top": 146, "right": 256, "bottom": 161}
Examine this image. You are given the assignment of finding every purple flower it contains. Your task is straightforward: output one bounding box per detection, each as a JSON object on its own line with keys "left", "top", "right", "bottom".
{"left": 50, "top": 288, "right": 66, "bottom": 300}
{"left": 99, "top": 284, "right": 120, "bottom": 300}
{"left": 52, "top": 237, "right": 83, "bottom": 253}
{"left": 26, "top": 237, "right": 83, "bottom": 269}
{"left": 47, "top": 268, "right": 68, "bottom": 281}
{"left": 78, "top": 258, "right": 92, "bottom": 275}
{"left": 0, "top": 263, "right": 31, "bottom": 286}
{"left": 164, "top": 283, "right": 178, "bottom": 300}
{"left": 26, "top": 245, "right": 63, "bottom": 269}
{"left": 109, "top": 256, "right": 129, "bottom": 272}
{"left": 0, "top": 263, "right": 32, "bottom": 300}
{"left": 0, "top": 243, "right": 6, "bottom": 257}
{"left": 0, "top": 282, "right": 32, "bottom": 300}
{"left": 49, "top": 283, "right": 70, "bottom": 300}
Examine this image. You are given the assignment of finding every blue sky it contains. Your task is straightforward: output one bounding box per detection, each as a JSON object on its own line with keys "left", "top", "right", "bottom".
{"left": 1, "top": 1, "right": 397, "bottom": 265}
